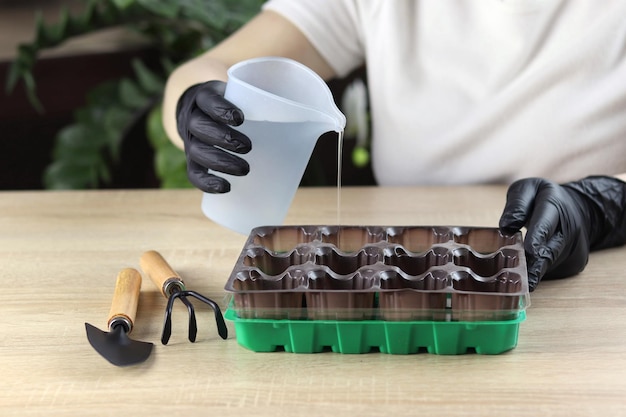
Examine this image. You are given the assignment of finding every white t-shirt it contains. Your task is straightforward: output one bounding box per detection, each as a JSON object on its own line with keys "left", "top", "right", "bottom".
{"left": 263, "top": 0, "right": 626, "bottom": 185}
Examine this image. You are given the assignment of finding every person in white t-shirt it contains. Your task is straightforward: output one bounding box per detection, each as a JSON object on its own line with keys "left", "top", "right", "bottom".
{"left": 162, "top": 0, "right": 626, "bottom": 290}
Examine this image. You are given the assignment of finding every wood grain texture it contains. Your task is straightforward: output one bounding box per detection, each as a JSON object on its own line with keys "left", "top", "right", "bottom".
{"left": 140, "top": 250, "right": 183, "bottom": 297}
{"left": 106, "top": 268, "right": 142, "bottom": 331}
{"left": 0, "top": 187, "right": 624, "bottom": 417}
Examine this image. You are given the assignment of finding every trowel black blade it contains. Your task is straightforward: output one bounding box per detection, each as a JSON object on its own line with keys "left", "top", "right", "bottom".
{"left": 85, "top": 323, "right": 153, "bottom": 367}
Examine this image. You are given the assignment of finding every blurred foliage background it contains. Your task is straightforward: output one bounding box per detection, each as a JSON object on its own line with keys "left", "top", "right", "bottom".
{"left": 6, "top": 0, "right": 264, "bottom": 189}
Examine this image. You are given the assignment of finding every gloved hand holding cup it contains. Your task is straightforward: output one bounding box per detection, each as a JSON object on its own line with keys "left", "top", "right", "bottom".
{"left": 178, "top": 57, "right": 346, "bottom": 235}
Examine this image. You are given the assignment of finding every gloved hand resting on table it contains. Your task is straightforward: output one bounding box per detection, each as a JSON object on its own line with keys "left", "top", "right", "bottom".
{"left": 499, "top": 176, "right": 626, "bottom": 291}
{"left": 176, "top": 81, "right": 251, "bottom": 193}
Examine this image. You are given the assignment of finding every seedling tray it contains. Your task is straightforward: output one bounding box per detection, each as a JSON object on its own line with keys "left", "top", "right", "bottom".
{"left": 224, "top": 225, "right": 529, "bottom": 355}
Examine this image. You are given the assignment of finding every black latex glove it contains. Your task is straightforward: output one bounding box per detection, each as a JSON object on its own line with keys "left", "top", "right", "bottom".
{"left": 176, "top": 80, "right": 251, "bottom": 193}
{"left": 499, "top": 176, "right": 626, "bottom": 291}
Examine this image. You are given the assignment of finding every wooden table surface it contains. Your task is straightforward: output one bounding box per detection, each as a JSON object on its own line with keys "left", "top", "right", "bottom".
{"left": 1, "top": 186, "right": 624, "bottom": 417}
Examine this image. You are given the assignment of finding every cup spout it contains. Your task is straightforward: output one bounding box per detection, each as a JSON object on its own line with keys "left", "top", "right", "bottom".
{"left": 316, "top": 102, "right": 346, "bottom": 134}
{"left": 331, "top": 107, "right": 347, "bottom": 133}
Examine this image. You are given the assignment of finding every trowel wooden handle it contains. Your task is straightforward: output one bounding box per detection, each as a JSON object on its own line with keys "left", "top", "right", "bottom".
{"left": 107, "top": 268, "right": 142, "bottom": 333}
{"left": 140, "top": 250, "right": 185, "bottom": 298}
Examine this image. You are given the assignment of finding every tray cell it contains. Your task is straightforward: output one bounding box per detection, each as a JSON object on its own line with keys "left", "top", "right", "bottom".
{"left": 384, "top": 246, "right": 451, "bottom": 276}
{"left": 313, "top": 245, "right": 383, "bottom": 276}
{"left": 251, "top": 226, "right": 319, "bottom": 253}
{"left": 451, "top": 270, "right": 523, "bottom": 321}
{"left": 452, "top": 227, "right": 519, "bottom": 253}
{"left": 305, "top": 269, "right": 377, "bottom": 320}
{"left": 242, "top": 247, "right": 308, "bottom": 276}
{"left": 231, "top": 270, "right": 304, "bottom": 319}
{"left": 378, "top": 270, "right": 449, "bottom": 321}
{"left": 453, "top": 248, "right": 520, "bottom": 277}
{"left": 387, "top": 226, "right": 453, "bottom": 253}
{"left": 320, "top": 226, "right": 386, "bottom": 252}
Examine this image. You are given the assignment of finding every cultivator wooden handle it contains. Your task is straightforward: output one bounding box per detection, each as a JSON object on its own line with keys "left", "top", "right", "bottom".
{"left": 140, "top": 250, "right": 185, "bottom": 298}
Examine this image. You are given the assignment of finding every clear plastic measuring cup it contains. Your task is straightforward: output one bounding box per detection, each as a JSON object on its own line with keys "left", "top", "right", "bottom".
{"left": 201, "top": 57, "right": 346, "bottom": 235}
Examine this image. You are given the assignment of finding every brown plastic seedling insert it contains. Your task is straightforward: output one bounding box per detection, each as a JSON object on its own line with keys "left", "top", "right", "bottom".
{"left": 224, "top": 226, "right": 530, "bottom": 322}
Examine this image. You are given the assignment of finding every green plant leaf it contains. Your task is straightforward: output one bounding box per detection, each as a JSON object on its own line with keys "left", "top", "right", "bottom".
{"left": 102, "top": 106, "right": 134, "bottom": 159}
{"left": 132, "top": 59, "right": 164, "bottom": 95}
{"left": 67, "top": 1, "right": 98, "bottom": 33}
{"left": 55, "top": 125, "right": 93, "bottom": 150}
{"left": 55, "top": 122, "right": 109, "bottom": 153}
{"left": 22, "top": 71, "right": 44, "bottom": 113}
{"left": 161, "top": 168, "right": 192, "bottom": 188}
{"left": 97, "top": 160, "right": 112, "bottom": 184}
{"left": 111, "top": 0, "right": 136, "bottom": 10}
{"left": 137, "top": 0, "right": 180, "bottom": 18}
{"left": 37, "top": 7, "right": 70, "bottom": 45}
{"left": 44, "top": 159, "right": 103, "bottom": 189}
{"left": 83, "top": 81, "right": 119, "bottom": 109}
{"left": 119, "top": 77, "right": 150, "bottom": 109}
{"left": 146, "top": 103, "right": 169, "bottom": 148}
{"left": 146, "top": 104, "right": 190, "bottom": 188}
{"left": 155, "top": 144, "right": 191, "bottom": 188}
{"left": 4, "top": 43, "right": 42, "bottom": 108}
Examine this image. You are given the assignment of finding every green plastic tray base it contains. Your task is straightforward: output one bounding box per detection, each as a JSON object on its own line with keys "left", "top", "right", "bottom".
{"left": 225, "top": 309, "right": 526, "bottom": 355}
